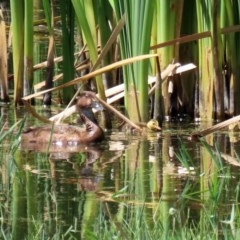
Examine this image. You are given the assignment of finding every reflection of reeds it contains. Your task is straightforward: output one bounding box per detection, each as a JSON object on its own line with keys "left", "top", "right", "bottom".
{"left": 2, "top": 121, "right": 240, "bottom": 238}
{"left": 0, "top": 117, "right": 23, "bottom": 146}
{"left": 175, "top": 138, "right": 195, "bottom": 171}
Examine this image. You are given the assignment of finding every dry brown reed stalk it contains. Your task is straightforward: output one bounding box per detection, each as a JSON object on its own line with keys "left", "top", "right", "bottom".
{"left": 94, "top": 94, "right": 142, "bottom": 132}
{"left": 34, "top": 62, "right": 90, "bottom": 91}
{"left": 22, "top": 100, "right": 51, "bottom": 123}
{"left": 189, "top": 115, "right": 240, "bottom": 140}
{"left": 0, "top": 10, "right": 9, "bottom": 101}
{"left": 150, "top": 25, "right": 240, "bottom": 50}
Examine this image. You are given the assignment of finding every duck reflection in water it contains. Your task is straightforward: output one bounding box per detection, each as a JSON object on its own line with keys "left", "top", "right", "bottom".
{"left": 49, "top": 146, "right": 103, "bottom": 192}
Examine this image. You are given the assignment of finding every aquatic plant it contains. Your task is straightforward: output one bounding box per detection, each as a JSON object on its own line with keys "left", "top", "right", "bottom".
{"left": 59, "top": 1, "right": 75, "bottom": 103}
{"left": 10, "top": 0, "right": 24, "bottom": 105}
{"left": 5, "top": 1, "right": 240, "bottom": 122}
{"left": 23, "top": 0, "right": 34, "bottom": 98}
{"left": 109, "top": 0, "right": 155, "bottom": 122}
{"left": 0, "top": 9, "right": 9, "bottom": 102}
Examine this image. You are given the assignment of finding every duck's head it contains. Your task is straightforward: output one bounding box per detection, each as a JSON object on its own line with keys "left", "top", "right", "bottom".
{"left": 77, "top": 92, "right": 95, "bottom": 108}
{"left": 77, "top": 92, "right": 100, "bottom": 125}
{"left": 146, "top": 119, "right": 162, "bottom": 132}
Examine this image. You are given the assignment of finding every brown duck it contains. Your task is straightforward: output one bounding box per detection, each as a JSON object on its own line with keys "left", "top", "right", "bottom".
{"left": 21, "top": 92, "right": 104, "bottom": 147}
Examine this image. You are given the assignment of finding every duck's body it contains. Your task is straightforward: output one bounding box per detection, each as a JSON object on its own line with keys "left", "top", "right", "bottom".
{"left": 21, "top": 114, "right": 103, "bottom": 146}
{"left": 21, "top": 92, "right": 104, "bottom": 148}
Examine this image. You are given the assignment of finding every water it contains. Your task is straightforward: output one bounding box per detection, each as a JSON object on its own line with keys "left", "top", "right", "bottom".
{"left": 1, "top": 105, "right": 240, "bottom": 239}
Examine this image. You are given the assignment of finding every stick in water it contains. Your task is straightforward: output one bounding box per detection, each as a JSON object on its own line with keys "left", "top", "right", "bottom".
{"left": 189, "top": 115, "right": 240, "bottom": 140}
{"left": 93, "top": 94, "right": 142, "bottom": 132}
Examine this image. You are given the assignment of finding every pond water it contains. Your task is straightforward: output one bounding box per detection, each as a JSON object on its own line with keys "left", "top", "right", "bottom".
{"left": 1, "top": 105, "right": 240, "bottom": 239}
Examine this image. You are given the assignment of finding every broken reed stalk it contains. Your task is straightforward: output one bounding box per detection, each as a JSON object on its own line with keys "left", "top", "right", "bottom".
{"left": 94, "top": 95, "right": 142, "bottom": 132}
{"left": 23, "top": 100, "right": 51, "bottom": 123}
{"left": 150, "top": 25, "right": 240, "bottom": 50}
{"left": 189, "top": 115, "right": 240, "bottom": 140}
{"left": 34, "top": 49, "right": 87, "bottom": 70}
{"left": 34, "top": 62, "right": 89, "bottom": 91}
{"left": 148, "top": 63, "right": 179, "bottom": 95}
